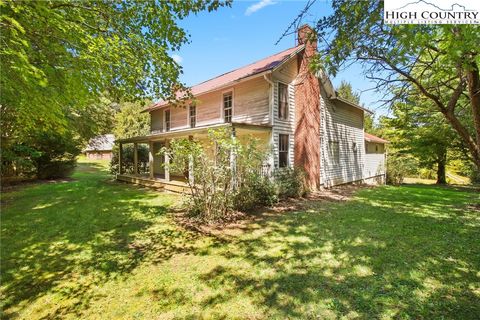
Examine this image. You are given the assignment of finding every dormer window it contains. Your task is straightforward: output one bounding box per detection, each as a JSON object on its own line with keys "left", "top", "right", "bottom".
{"left": 223, "top": 92, "right": 232, "bottom": 123}
{"left": 164, "top": 109, "right": 171, "bottom": 132}
{"left": 278, "top": 83, "right": 288, "bottom": 120}
{"left": 189, "top": 105, "right": 196, "bottom": 128}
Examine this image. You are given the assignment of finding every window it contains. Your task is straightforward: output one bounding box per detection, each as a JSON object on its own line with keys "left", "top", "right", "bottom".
{"left": 223, "top": 92, "right": 232, "bottom": 123}
{"left": 278, "top": 83, "right": 288, "bottom": 120}
{"left": 189, "top": 105, "right": 196, "bottom": 128}
{"left": 164, "top": 109, "right": 171, "bottom": 132}
{"left": 279, "top": 134, "right": 289, "bottom": 168}
{"left": 329, "top": 141, "right": 340, "bottom": 164}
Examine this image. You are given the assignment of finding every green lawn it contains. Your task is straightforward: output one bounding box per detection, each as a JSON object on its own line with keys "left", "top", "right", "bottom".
{"left": 1, "top": 161, "right": 479, "bottom": 319}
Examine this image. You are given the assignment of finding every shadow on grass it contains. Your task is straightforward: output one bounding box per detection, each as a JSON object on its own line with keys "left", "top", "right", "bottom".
{"left": 0, "top": 163, "right": 196, "bottom": 319}
{"left": 196, "top": 185, "right": 480, "bottom": 319}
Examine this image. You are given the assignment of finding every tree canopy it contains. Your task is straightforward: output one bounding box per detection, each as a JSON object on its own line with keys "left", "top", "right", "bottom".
{"left": 1, "top": 0, "right": 229, "bottom": 179}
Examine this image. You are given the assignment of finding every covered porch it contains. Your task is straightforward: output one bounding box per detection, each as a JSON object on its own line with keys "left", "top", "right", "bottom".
{"left": 116, "top": 123, "right": 272, "bottom": 193}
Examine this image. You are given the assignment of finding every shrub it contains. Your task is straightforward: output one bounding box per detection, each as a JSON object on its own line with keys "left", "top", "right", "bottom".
{"left": 36, "top": 159, "right": 76, "bottom": 180}
{"left": 110, "top": 144, "right": 149, "bottom": 175}
{"left": 29, "top": 131, "right": 80, "bottom": 180}
{"left": 274, "top": 167, "right": 307, "bottom": 198}
{"left": 386, "top": 153, "right": 416, "bottom": 185}
{"left": 233, "top": 173, "right": 278, "bottom": 211}
{"left": 164, "top": 128, "right": 272, "bottom": 221}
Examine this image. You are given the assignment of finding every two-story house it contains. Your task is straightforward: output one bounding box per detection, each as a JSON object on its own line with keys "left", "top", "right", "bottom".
{"left": 116, "top": 25, "right": 387, "bottom": 192}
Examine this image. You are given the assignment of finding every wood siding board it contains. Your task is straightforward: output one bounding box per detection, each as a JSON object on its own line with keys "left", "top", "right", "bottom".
{"left": 320, "top": 87, "right": 366, "bottom": 186}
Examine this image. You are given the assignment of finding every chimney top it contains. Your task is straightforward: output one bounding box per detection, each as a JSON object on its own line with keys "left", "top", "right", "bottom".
{"left": 297, "top": 24, "right": 316, "bottom": 46}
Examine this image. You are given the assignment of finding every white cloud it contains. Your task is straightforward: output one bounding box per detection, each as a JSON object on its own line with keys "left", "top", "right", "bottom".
{"left": 172, "top": 54, "right": 183, "bottom": 64}
{"left": 245, "top": 0, "right": 276, "bottom": 16}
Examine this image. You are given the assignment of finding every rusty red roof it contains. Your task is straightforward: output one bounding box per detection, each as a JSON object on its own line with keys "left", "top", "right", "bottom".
{"left": 148, "top": 45, "right": 305, "bottom": 111}
{"left": 365, "top": 132, "right": 389, "bottom": 144}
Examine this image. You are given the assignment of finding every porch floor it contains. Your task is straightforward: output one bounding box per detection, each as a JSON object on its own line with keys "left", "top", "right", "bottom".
{"left": 117, "top": 173, "right": 189, "bottom": 193}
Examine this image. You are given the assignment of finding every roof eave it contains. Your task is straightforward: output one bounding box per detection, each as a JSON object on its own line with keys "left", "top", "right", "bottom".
{"left": 144, "top": 45, "right": 306, "bottom": 113}
{"left": 331, "top": 96, "right": 374, "bottom": 114}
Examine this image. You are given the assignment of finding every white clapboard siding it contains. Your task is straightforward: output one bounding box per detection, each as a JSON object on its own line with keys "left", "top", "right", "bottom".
{"left": 320, "top": 88, "right": 365, "bottom": 186}
{"left": 271, "top": 58, "right": 297, "bottom": 168}
{"left": 364, "top": 142, "right": 386, "bottom": 179}
{"left": 232, "top": 76, "right": 270, "bottom": 125}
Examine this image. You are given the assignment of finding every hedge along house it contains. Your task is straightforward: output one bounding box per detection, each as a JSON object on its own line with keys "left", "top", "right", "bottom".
{"left": 116, "top": 25, "right": 388, "bottom": 192}
{"left": 84, "top": 134, "right": 115, "bottom": 161}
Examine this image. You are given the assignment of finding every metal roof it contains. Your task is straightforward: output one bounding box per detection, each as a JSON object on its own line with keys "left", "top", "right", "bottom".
{"left": 364, "top": 132, "right": 389, "bottom": 144}
{"left": 146, "top": 45, "right": 305, "bottom": 111}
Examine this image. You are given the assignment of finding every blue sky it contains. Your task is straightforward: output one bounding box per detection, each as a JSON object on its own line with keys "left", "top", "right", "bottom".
{"left": 175, "top": 0, "right": 389, "bottom": 118}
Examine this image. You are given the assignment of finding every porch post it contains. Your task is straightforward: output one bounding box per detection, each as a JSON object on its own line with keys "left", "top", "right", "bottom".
{"left": 118, "top": 143, "right": 123, "bottom": 175}
{"left": 149, "top": 141, "right": 154, "bottom": 179}
{"left": 188, "top": 135, "right": 194, "bottom": 185}
{"left": 164, "top": 140, "right": 170, "bottom": 182}
{"left": 230, "top": 127, "right": 237, "bottom": 189}
{"left": 133, "top": 142, "right": 138, "bottom": 175}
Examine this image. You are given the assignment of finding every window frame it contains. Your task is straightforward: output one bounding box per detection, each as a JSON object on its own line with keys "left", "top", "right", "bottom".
{"left": 278, "top": 134, "right": 289, "bottom": 168}
{"left": 329, "top": 140, "right": 340, "bottom": 165}
{"left": 277, "top": 82, "right": 289, "bottom": 120}
{"left": 222, "top": 90, "right": 233, "bottom": 123}
{"left": 189, "top": 105, "right": 196, "bottom": 128}
{"left": 164, "top": 109, "right": 171, "bottom": 132}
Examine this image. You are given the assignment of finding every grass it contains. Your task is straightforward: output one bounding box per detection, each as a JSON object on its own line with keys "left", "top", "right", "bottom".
{"left": 1, "top": 160, "right": 479, "bottom": 319}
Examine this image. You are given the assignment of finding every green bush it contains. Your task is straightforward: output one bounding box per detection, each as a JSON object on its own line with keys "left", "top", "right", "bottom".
{"left": 36, "top": 159, "right": 76, "bottom": 180}
{"left": 274, "top": 167, "right": 307, "bottom": 198}
{"left": 386, "top": 153, "right": 416, "bottom": 185}
{"left": 234, "top": 173, "right": 278, "bottom": 211}
{"left": 110, "top": 144, "right": 149, "bottom": 175}
{"left": 29, "top": 132, "right": 80, "bottom": 180}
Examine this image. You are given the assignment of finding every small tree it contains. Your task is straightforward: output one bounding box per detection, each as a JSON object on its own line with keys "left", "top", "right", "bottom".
{"left": 162, "top": 128, "right": 274, "bottom": 220}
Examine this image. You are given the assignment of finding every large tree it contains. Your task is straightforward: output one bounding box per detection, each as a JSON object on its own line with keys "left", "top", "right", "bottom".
{"left": 1, "top": 0, "right": 228, "bottom": 178}
{"left": 314, "top": 1, "right": 480, "bottom": 170}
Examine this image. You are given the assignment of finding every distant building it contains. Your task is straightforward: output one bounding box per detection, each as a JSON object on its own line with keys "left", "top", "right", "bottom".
{"left": 84, "top": 134, "right": 115, "bottom": 160}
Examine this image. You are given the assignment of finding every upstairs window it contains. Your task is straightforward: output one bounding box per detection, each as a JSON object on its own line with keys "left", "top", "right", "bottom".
{"left": 164, "top": 109, "right": 171, "bottom": 132}
{"left": 279, "top": 134, "right": 289, "bottom": 168}
{"left": 189, "top": 105, "right": 196, "bottom": 128}
{"left": 223, "top": 92, "right": 232, "bottom": 123}
{"left": 278, "top": 83, "right": 289, "bottom": 120}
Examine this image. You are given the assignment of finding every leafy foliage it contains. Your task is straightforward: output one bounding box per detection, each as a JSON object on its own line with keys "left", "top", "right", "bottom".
{"left": 274, "top": 167, "right": 307, "bottom": 198}
{"left": 163, "top": 128, "right": 272, "bottom": 220}
{"left": 113, "top": 101, "right": 150, "bottom": 139}
{"left": 336, "top": 80, "right": 360, "bottom": 104}
{"left": 1, "top": 1, "right": 228, "bottom": 180}
{"left": 110, "top": 144, "right": 149, "bottom": 175}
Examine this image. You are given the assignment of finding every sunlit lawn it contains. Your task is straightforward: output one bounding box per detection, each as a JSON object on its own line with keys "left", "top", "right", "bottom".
{"left": 1, "top": 161, "right": 479, "bottom": 319}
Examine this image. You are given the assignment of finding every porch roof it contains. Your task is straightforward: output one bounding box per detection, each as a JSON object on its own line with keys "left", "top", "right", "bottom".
{"left": 116, "top": 122, "right": 272, "bottom": 144}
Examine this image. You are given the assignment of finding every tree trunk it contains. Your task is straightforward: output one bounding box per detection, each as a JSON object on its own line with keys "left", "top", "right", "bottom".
{"left": 466, "top": 60, "right": 480, "bottom": 168}
{"left": 436, "top": 151, "right": 447, "bottom": 184}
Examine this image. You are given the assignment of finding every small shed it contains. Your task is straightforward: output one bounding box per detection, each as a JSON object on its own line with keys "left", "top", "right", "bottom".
{"left": 84, "top": 134, "right": 115, "bottom": 160}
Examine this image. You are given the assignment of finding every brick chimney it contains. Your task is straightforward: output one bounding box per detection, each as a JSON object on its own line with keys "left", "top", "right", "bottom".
{"left": 294, "top": 24, "right": 321, "bottom": 190}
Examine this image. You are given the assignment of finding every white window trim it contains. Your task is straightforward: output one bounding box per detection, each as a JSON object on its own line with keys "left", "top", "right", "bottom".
{"left": 221, "top": 88, "right": 234, "bottom": 123}
{"left": 164, "top": 108, "right": 171, "bottom": 132}
{"left": 277, "top": 81, "right": 289, "bottom": 121}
